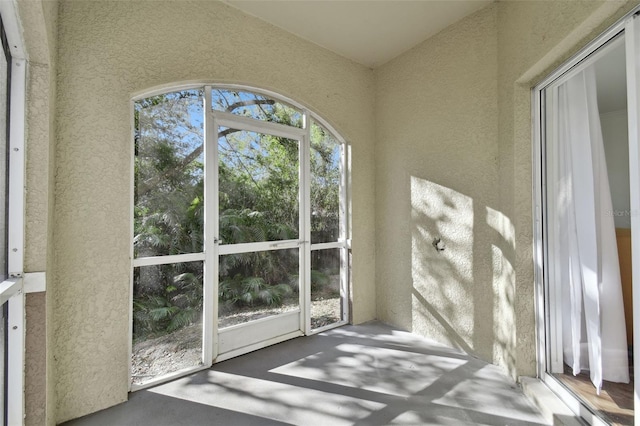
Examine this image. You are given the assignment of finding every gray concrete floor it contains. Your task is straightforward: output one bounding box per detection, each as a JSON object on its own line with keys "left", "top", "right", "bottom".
{"left": 64, "top": 322, "right": 549, "bottom": 425}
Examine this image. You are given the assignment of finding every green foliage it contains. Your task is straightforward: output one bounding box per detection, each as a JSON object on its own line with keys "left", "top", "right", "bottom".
{"left": 133, "top": 267, "right": 203, "bottom": 340}
{"left": 133, "top": 88, "right": 342, "bottom": 340}
{"left": 219, "top": 275, "right": 292, "bottom": 309}
{"left": 310, "top": 269, "right": 329, "bottom": 291}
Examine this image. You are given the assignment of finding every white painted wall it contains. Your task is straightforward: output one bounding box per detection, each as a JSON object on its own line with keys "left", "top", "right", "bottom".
{"left": 601, "top": 109, "right": 631, "bottom": 228}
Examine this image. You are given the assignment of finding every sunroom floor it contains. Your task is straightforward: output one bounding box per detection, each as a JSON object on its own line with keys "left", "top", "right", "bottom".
{"left": 64, "top": 321, "right": 549, "bottom": 425}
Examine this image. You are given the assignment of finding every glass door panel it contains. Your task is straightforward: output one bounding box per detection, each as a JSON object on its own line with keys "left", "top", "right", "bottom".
{"left": 219, "top": 248, "right": 299, "bottom": 329}
{"left": 308, "top": 120, "right": 347, "bottom": 332}
{"left": 218, "top": 128, "right": 299, "bottom": 244}
{"left": 131, "top": 261, "right": 204, "bottom": 386}
{"left": 310, "top": 122, "right": 341, "bottom": 244}
{"left": 132, "top": 89, "right": 206, "bottom": 388}
{"left": 310, "top": 248, "right": 342, "bottom": 329}
{"left": 216, "top": 121, "right": 303, "bottom": 357}
{"left": 540, "top": 34, "right": 633, "bottom": 424}
{"left": 134, "top": 90, "right": 204, "bottom": 258}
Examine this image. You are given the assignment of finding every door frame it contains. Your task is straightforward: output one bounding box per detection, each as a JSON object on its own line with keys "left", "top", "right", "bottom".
{"left": 207, "top": 96, "right": 308, "bottom": 361}
{"left": 532, "top": 7, "right": 640, "bottom": 425}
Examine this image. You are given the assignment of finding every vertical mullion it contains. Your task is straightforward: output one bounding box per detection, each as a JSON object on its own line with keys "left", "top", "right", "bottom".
{"left": 340, "top": 141, "right": 350, "bottom": 322}
{"left": 7, "top": 58, "right": 23, "bottom": 277}
{"left": 547, "top": 86, "right": 563, "bottom": 374}
{"left": 533, "top": 86, "right": 547, "bottom": 379}
{"left": 5, "top": 53, "right": 24, "bottom": 426}
{"left": 624, "top": 16, "right": 640, "bottom": 420}
{"left": 128, "top": 98, "right": 136, "bottom": 391}
{"left": 203, "top": 86, "right": 217, "bottom": 363}
{"left": 301, "top": 113, "right": 311, "bottom": 334}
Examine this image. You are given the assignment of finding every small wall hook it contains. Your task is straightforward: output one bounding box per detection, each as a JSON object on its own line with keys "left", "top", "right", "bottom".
{"left": 432, "top": 237, "right": 445, "bottom": 252}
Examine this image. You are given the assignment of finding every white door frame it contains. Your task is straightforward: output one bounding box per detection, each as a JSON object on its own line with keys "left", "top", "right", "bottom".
{"left": 210, "top": 104, "right": 308, "bottom": 361}
{"left": 625, "top": 12, "right": 640, "bottom": 423}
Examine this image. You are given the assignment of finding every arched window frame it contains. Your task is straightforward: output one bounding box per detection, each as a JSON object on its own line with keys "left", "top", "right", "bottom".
{"left": 130, "top": 83, "right": 351, "bottom": 390}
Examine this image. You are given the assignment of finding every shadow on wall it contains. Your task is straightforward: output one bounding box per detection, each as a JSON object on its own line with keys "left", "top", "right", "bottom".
{"left": 409, "top": 176, "right": 518, "bottom": 378}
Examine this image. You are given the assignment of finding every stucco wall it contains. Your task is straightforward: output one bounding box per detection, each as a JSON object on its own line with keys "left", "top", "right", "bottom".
{"left": 17, "top": 0, "right": 58, "bottom": 424}
{"left": 375, "top": 5, "right": 502, "bottom": 368}
{"left": 20, "top": 0, "right": 52, "bottom": 274}
{"left": 53, "top": 0, "right": 375, "bottom": 422}
{"left": 375, "top": 0, "right": 639, "bottom": 380}
{"left": 25, "top": 293, "right": 46, "bottom": 426}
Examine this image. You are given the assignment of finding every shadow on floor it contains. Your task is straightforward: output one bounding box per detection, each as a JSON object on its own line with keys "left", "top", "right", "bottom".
{"left": 63, "top": 322, "right": 549, "bottom": 426}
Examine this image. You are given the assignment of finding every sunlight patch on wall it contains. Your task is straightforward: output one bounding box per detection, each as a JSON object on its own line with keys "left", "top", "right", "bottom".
{"left": 410, "top": 176, "right": 475, "bottom": 351}
{"left": 486, "top": 206, "right": 515, "bottom": 250}
{"left": 491, "top": 244, "right": 516, "bottom": 378}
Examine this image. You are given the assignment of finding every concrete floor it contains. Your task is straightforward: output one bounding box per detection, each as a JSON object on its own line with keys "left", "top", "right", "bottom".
{"left": 64, "top": 322, "right": 549, "bottom": 425}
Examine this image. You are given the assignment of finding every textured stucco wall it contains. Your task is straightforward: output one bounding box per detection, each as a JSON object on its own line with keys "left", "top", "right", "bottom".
{"left": 20, "top": 0, "right": 53, "bottom": 273}
{"left": 375, "top": 0, "right": 639, "bottom": 380}
{"left": 54, "top": 0, "right": 375, "bottom": 422}
{"left": 25, "top": 293, "right": 46, "bottom": 426}
{"left": 42, "top": 1, "right": 58, "bottom": 424}
{"left": 17, "top": 0, "right": 58, "bottom": 424}
{"left": 375, "top": 5, "right": 502, "bottom": 368}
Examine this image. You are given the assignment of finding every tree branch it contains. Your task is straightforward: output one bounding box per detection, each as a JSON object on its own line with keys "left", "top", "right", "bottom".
{"left": 137, "top": 128, "right": 236, "bottom": 197}
{"left": 137, "top": 97, "right": 276, "bottom": 198}
{"left": 226, "top": 99, "right": 275, "bottom": 113}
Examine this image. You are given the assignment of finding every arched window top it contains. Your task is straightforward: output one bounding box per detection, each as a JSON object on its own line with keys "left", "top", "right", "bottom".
{"left": 211, "top": 88, "right": 303, "bottom": 129}
{"left": 132, "top": 83, "right": 346, "bottom": 144}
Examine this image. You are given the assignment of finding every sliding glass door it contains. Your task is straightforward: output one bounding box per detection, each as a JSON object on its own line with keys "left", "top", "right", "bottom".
{"left": 535, "top": 11, "right": 640, "bottom": 425}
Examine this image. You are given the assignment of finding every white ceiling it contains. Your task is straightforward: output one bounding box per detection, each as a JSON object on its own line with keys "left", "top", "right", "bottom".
{"left": 222, "top": 0, "right": 493, "bottom": 68}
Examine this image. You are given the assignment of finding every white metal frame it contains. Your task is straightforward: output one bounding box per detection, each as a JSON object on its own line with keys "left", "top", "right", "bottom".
{"left": 532, "top": 6, "right": 640, "bottom": 425}
{"left": 7, "top": 56, "right": 27, "bottom": 426}
{"left": 307, "top": 113, "right": 350, "bottom": 334}
{"left": 129, "top": 88, "right": 210, "bottom": 392}
{"left": 211, "top": 103, "right": 306, "bottom": 358}
{"left": 203, "top": 86, "right": 217, "bottom": 364}
{"left": 302, "top": 110, "right": 312, "bottom": 335}
{"left": 0, "top": 0, "right": 27, "bottom": 424}
{"left": 130, "top": 83, "right": 351, "bottom": 388}
{"left": 625, "top": 13, "right": 640, "bottom": 421}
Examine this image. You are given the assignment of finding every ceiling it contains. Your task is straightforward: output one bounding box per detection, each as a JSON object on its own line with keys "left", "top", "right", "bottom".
{"left": 222, "top": 0, "right": 493, "bottom": 68}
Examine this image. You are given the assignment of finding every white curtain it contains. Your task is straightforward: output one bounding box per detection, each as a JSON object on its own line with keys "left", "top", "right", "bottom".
{"left": 555, "top": 66, "right": 629, "bottom": 393}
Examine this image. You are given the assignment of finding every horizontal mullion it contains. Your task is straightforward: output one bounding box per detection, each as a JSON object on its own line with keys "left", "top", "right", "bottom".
{"left": 0, "top": 278, "right": 22, "bottom": 306}
{"left": 219, "top": 239, "right": 301, "bottom": 255}
{"left": 213, "top": 110, "right": 305, "bottom": 139}
{"left": 133, "top": 252, "right": 205, "bottom": 267}
{"left": 310, "top": 241, "right": 345, "bottom": 251}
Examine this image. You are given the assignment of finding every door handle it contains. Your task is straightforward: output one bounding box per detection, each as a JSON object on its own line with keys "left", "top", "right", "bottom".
{"left": 269, "top": 240, "right": 307, "bottom": 248}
